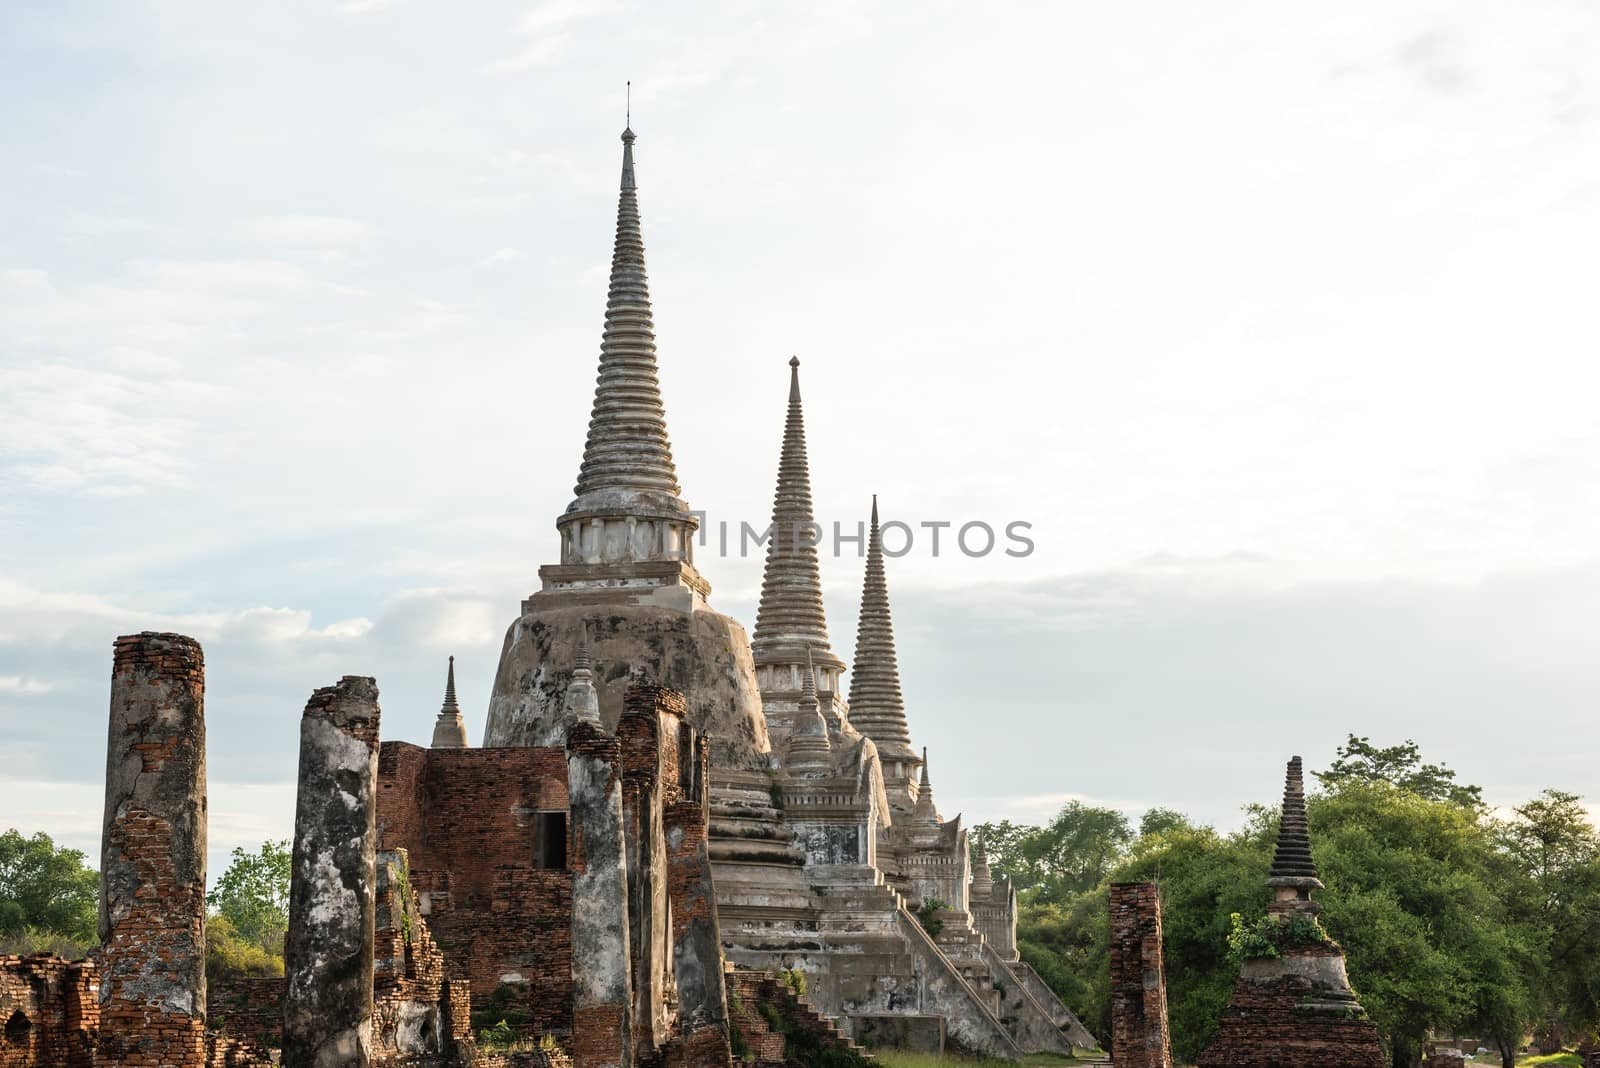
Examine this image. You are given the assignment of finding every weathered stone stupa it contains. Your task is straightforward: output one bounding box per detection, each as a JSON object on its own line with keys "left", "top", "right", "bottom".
{"left": 1196, "top": 757, "right": 1385, "bottom": 1068}
{"left": 480, "top": 126, "right": 769, "bottom": 768}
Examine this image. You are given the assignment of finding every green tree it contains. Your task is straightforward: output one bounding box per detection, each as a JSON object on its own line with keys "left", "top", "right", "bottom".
{"left": 209, "top": 839, "right": 292, "bottom": 955}
{"left": 976, "top": 802, "right": 1133, "bottom": 904}
{"left": 1497, "top": 789, "right": 1600, "bottom": 1049}
{"left": 1316, "top": 735, "right": 1484, "bottom": 808}
{"left": 0, "top": 829, "right": 98, "bottom": 948}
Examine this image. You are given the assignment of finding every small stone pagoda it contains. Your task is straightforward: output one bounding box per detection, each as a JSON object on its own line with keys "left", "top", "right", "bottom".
{"left": 1196, "top": 756, "right": 1385, "bottom": 1068}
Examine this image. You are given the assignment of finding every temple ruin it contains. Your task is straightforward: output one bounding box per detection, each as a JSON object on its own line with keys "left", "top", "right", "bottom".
{"left": 0, "top": 122, "right": 1404, "bottom": 1066}
{"left": 1195, "top": 757, "right": 1385, "bottom": 1068}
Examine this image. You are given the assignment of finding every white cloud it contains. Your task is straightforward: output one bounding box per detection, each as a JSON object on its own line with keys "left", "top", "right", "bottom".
{"left": 240, "top": 214, "right": 376, "bottom": 246}
{"left": 0, "top": 676, "right": 53, "bottom": 696}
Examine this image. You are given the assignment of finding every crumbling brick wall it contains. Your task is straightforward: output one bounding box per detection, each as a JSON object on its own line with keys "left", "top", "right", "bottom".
{"left": 377, "top": 743, "right": 575, "bottom": 1035}
{"left": 1109, "top": 883, "right": 1172, "bottom": 1068}
{"left": 207, "top": 978, "right": 284, "bottom": 1051}
{"left": 1196, "top": 967, "right": 1386, "bottom": 1068}
{"left": 99, "top": 632, "right": 210, "bottom": 1067}
{"left": 0, "top": 954, "right": 97, "bottom": 1067}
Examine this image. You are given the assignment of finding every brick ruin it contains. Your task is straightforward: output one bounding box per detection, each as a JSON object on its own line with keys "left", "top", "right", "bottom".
{"left": 2, "top": 122, "right": 1444, "bottom": 1068}
{"left": 1109, "top": 883, "right": 1172, "bottom": 1068}
{"left": 1195, "top": 757, "right": 1385, "bottom": 1068}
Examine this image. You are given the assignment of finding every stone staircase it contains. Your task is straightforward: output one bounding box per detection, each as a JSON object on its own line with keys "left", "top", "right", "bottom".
{"left": 725, "top": 968, "right": 874, "bottom": 1066}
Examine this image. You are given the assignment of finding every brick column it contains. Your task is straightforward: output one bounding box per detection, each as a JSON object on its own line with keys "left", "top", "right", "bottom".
{"left": 283, "top": 677, "right": 381, "bottom": 1068}
{"left": 1110, "top": 882, "right": 1173, "bottom": 1068}
{"left": 98, "top": 632, "right": 209, "bottom": 1067}
{"left": 665, "top": 733, "right": 730, "bottom": 1061}
{"left": 567, "top": 719, "right": 633, "bottom": 1068}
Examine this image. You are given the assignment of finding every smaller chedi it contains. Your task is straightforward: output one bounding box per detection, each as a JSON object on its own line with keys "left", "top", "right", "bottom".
{"left": 1197, "top": 756, "right": 1385, "bottom": 1068}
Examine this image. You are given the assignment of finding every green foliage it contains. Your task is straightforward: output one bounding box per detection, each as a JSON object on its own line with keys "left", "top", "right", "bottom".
{"left": 976, "top": 803, "right": 1133, "bottom": 905}
{"left": 916, "top": 898, "right": 947, "bottom": 940}
{"left": 1315, "top": 735, "right": 1484, "bottom": 809}
{"left": 209, "top": 840, "right": 291, "bottom": 957}
{"left": 0, "top": 926, "right": 94, "bottom": 960}
{"left": 0, "top": 829, "right": 99, "bottom": 944}
{"left": 205, "top": 913, "right": 284, "bottom": 982}
{"left": 1225, "top": 913, "right": 1329, "bottom": 964}
{"left": 989, "top": 738, "right": 1599, "bottom": 1066}
{"left": 781, "top": 966, "right": 808, "bottom": 997}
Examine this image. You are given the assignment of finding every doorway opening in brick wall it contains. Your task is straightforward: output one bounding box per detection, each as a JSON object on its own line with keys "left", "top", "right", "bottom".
{"left": 533, "top": 811, "right": 567, "bottom": 869}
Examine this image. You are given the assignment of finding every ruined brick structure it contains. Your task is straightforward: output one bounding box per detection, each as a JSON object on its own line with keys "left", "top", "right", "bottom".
{"left": 1109, "top": 883, "right": 1172, "bottom": 1068}
{"left": 0, "top": 954, "right": 97, "bottom": 1066}
{"left": 377, "top": 683, "right": 733, "bottom": 1066}
{"left": 1196, "top": 757, "right": 1385, "bottom": 1068}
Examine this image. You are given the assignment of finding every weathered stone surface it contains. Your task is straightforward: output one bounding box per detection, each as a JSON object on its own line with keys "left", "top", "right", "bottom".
{"left": 483, "top": 606, "right": 768, "bottom": 768}
{"left": 283, "top": 676, "right": 381, "bottom": 1068}
{"left": 567, "top": 720, "right": 633, "bottom": 1067}
{"left": 98, "top": 631, "right": 210, "bottom": 1067}
{"left": 1110, "top": 883, "right": 1172, "bottom": 1068}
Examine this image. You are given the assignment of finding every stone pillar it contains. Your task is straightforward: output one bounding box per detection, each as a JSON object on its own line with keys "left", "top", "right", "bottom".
{"left": 98, "top": 632, "right": 209, "bottom": 1067}
{"left": 567, "top": 718, "right": 633, "bottom": 1068}
{"left": 283, "top": 676, "right": 381, "bottom": 1068}
{"left": 1109, "top": 883, "right": 1173, "bottom": 1068}
{"left": 665, "top": 733, "right": 730, "bottom": 1060}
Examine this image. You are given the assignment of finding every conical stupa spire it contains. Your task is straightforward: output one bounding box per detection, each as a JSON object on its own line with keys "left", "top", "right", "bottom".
{"left": 563, "top": 625, "right": 601, "bottom": 725}
{"left": 1268, "top": 756, "right": 1323, "bottom": 888}
{"left": 431, "top": 656, "right": 469, "bottom": 749}
{"left": 570, "top": 125, "right": 683, "bottom": 505}
{"left": 971, "top": 836, "right": 995, "bottom": 898}
{"left": 752, "top": 358, "right": 840, "bottom": 673}
{"left": 784, "top": 646, "right": 833, "bottom": 775}
{"left": 846, "top": 496, "right": 915, "bottom": 760}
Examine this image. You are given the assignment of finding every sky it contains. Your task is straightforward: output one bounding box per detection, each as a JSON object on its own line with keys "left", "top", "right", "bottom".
{"left": 2, "top": 1, "right": 1598, "bottom": 878}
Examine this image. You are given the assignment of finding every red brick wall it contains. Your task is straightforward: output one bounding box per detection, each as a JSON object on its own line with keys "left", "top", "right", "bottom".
{"left": 1109, "top": 883, "right": 1172, "bottom": 1068}
{"left": 1197, "top": 969, "right": 1385, "bottom": 1068}
{"left": 377, "top": 743, "right": 576, "bottom": 1035}
{"left": 206, "top": 978, "right": 283, "bottom": 1051}
{"left": 0, "top": 954, "right": 97, "bottom": 1067}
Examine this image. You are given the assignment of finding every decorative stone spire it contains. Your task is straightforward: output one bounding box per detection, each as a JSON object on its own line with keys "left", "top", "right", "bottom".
{"left": 911, "top": 747, "right": 940, "bottom": 834}
{"left": 431, "top": 656, "right": 469, "bottom": 748}
{"left": 783, "top": 647, "right": 833, "bottom": 776}
{"left": 563, "top": 627, "right": 601, "bottom": 725}
{"left": 570, "top": 125, "right": 682, "bottom": 507}
{"left": 846, "top": 496, "right": 916, "bottom": 761}
{"left": 970, "top": 836, "right": 995, "bottom": 899}
{"left": 1268, "top": 756, "right": 1323, "bottom": 891}
{"left": 752, "top": 358, "right": 844, "bottom": 679}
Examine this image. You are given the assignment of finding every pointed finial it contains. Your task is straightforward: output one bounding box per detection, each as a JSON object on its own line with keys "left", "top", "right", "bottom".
{"left": 801, "top": 646, "right": 819, "bottom": 709}
{"left": 431, "top": 655, "right": 468, "bottom": 748}
{"left": 788, "top": 355, "right": 802, "bottom": 403}
{"left": 919, "top": 747, "right": 930, "bottom": 787}
{"left": 622, "top": 81, "right": 634, "bottom": 142}
{"left": 442, "top": 655, "right": 459, "bottom": 714}
{"left": 1267, "top": 755, "right": 1324, "bottom": 890}
{"left": 576, "top": 621, "right": 593, "bottom": 670}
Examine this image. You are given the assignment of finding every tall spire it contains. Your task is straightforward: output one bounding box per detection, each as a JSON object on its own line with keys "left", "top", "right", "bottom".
{"left": 846, "top": 496, "right": 915, "bottom": 760}
{"left": 752, "top": 358, "right": 841, "bottom": 674}
{"left": 910, "top": 746, "right": 942, "bottom": 842}
{"left": 784, "top": 647, "right": 833, "bottom": 776}
{"left": 430, "top": 656, "right": 469, "bottom": 749}
{"left": 569, "top": 123, "right": 683, "bottom": 507}
{"left": 563, "top": 626, "right": 601, "bottom": 725}
{"left": 1268, "top": 756, "right": 1323, "bottom": 889}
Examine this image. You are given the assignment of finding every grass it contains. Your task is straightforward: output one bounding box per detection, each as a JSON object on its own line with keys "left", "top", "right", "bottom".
{"left": 1516, "top": 1055, "right": 1582, "bottom": 1067}
{"left": 873, "top": 1052, "right": 1096, "bottom": 1067}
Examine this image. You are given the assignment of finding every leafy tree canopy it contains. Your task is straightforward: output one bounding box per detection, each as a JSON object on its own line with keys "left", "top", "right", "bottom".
{"left": 209, "top": 839, "right": 291, "bottom": 955}
{"left": 1315, "top": 735, "right": 1484, "bottom": 808}
{"left": 0, "top": 828, "right": 98, "bottom": 944}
